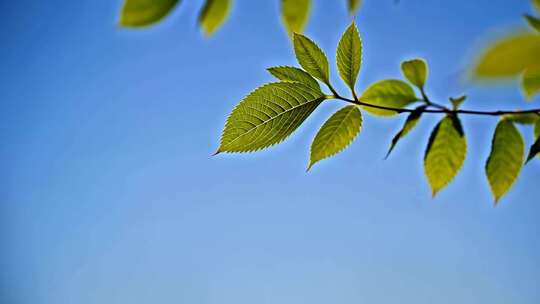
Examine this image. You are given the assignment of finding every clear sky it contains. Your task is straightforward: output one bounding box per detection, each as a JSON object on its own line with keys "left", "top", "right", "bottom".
{"left": 1, "top": 0, "right": 540, "bottom": 303}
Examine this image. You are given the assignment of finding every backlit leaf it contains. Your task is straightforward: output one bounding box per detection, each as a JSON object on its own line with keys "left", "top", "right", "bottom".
{"left": 473, "top": 33, "right": 540, "bottom": 78}
{"left": 503, "top": 112, "right": 540, "bottom": 125}
{"left": 385, "top": 106, "right": 426, "bottom": 159}
{"left": 359, "top": 80, "right": 418, "bottom": 116}
{"left": 525, "top": 15, "right": 540, "bottom": 32}
{"left": 294, "top": 33, "right": 330, "bottom": 84}
{"left": 198, "top": 0, "right": 232, "bottom": 36}
{"left": 424, "top": 116, "right": 467, "bottom": 196}
{"left": 401, "top": 59, "right": 428, "bottom": 89}
{"left": 522, "top": 66, "right": 540, "bottom": 100}
{"left": 347, "top": 0, "right": 362, "bottom": 15}
{"left": 120, "top": 0, "right": 180, "bottom": 27}
{"left": 217, "top": 82, "right": 325, "bottom": 153}
{"left": 450, "top": 95, "right": 467, "bottom": 110}
{"left": 267, "top": 66, "right": 320, "bottom": 91}
{"left": 337, "top": 23, "right": 362, "bottom": 93}
{"left": 282, "top": 0, "right": 311, "bottom": 36}
{"left": 309, "top": 105, "right": 362, "bottom": 170}
{"left": 485, "top": 120, "right": 524, "bottom": 202}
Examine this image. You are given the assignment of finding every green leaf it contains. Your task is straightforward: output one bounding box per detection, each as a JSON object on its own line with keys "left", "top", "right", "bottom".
{"left": 525, "top": 15, "right": 540, "bottom": 32}
{"left": 526, "top": 133, "right": 540, "bottom": 162}
{"left": 473, "top": 33, "right": 540, "bottom": 78}
{"left": 449, "top": 95, "right": 467, "bottom": 110}
{"left": 119, "top": 0, "right": 180, "bottom": 27}
{"left": 337, "top": 23, "right": 362, "bottom": 93}
{"left": 217, "top": 82, "right": 325, "bottom": 153}
{"left": 347, "top": 0, "right": 362, "bottom": 15}
{"left": 522, "top": 66, "right": 540, "bottom": 100}
{"left": 198, "top": 0, "right": 232, "bottom": 36}
{"left": 293, "top": 33, "right": 330, "bottom": 84}
{"left": 401, "top": 59, "right": 428, "bottom": 89}
{"left": 485, "top": 120, "right": 524, "bottom": 202}
{"left": 533, "top": 0, "right": 540, "bottom": 14}
{"left": 503, "top": 112, "right": 540, "bottom": 125}
{"left": 281, "top": 0, "right": 311, "bottom": 36}
{"left": 385, "top": 106, "right": 426, "bottom": 159}
{"left": 267, "top": 66, "right": 320, "bottom": 91}
{"left": 359, "top": 80, "right": 418, "bottom": 116}
{"left": 424, "top": 116, "right": 467, "bottom": 196}
{"left": 309, "top": 105, "right": 362, "bottom": 170}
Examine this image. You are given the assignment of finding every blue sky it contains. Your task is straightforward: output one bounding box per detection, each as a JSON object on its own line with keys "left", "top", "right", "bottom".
{"left": 1, "top": 0, "right": 540, "bottom": 303}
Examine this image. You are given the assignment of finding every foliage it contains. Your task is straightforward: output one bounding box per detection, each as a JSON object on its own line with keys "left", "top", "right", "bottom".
{"left": 217, "top": 18, "right": 540, "bottom": 203}
{"left": 119, "top": 0, "right": 361, "bottom": 36}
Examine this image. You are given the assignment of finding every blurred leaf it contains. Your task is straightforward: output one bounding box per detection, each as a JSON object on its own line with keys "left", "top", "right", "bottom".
{"left": 217, "top": 82, "right": 325, "bottom": 153}
{"left": 536, "top": 119, "right": 540, "bottom": 159}
{"left": 198, "top": 0, "right": 232, "bottom": 36}
{"left": 522, "top": 66, "right": 540, "bottom": 100}
{"left": 485, "top": 120, "right": 524, "bottom": 202}
{"left": 473, "top": 33, "right": 540, "bottom": 78}
{"left": 385, "top": 106, "right": 426, "bottom": 158}
{"left": 337, "top": 23, "right": 362, "bottom": 93}
{"left": 503, "top": 112, "right": 540, "bottom": 125}
{"left": 424, "top": 116, "right": 467, "bottom": 196}
{"left": 359, "top": 80, "right": 418, "bottom": 116}
{"left": 282, "top": 0, "right": 311, "bottom": 36}
{"left": 268, "top": 66, "right": 321, "bottom": 91}
{"left": 309, "top": 105, "right": 362, "bottom": 170}
{"left": 347, "top": 0, "right": 362, "bottom": 15}
{"left": 120, "top": 0, "right": 180, "bottom": 27}
{"left": 401, "top": 59, "right": 428, "bottom": 89}
{"left": 293, "top": 33, "right": 330, "bottom": 84}
{"left": 525, "top": 15, "right": 540, "bottom": 32}
{"left": 533, "top": 0, "right": 540, "bottom": 14}
{"left": 450, "top": 95, "right": 467, "bottom": 110}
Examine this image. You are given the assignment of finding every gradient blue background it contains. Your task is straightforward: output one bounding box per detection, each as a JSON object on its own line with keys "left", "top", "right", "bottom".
{"left": 2, "top": 0, "right": 540, "bottom": 303}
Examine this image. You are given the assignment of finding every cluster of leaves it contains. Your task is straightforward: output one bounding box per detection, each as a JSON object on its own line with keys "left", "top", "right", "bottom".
{"left": 216, "top": 22, "right": 540, "bottom": 203}
{"left": 118, "top": 0, "right": 361, "bottom": 36}
{"left": 473, "top": 0, "right": 540, "bottom": 100}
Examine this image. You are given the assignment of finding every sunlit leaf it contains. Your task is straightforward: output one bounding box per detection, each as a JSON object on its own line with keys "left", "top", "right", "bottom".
{"left": 293, "top": 33, "right": 330, "bottom": 84}
{"left": 268, "top": 66, "right": 321, "bottom": 91}
{"left": 525, "top": 15, "right": 540, "bottom": 32}
{"left": 337, "top": 23, "right": 362, "bottom": 93}
{"left": 217, "top": 82, "right": 325, "bottom": 153}
{"left": 309, "top": 105, "right": 362, "bottom": 170}
{"left": 485, "top": 120, "right": 524, "bottom": 203}
{"left": 120, "top": 0, "right": 180, "bottom": 27}
{"left": 522, "top": 66, "right": 540, "bottom": 100}
{"left": 503, "top": 112, "right": 540, "bottom": 125}
{"left": 473, "top": 33, "right": 540, "bottom": 78}
{"left": 347, "top": 0, "right": 362, "bottom": 15}
{"left": 282, "top": 0, "right": 311, "bottom": 36}
{"left": 359, "top": 80, "right": 418, "bottom": 116}
{"left": 401, "top": 59, "right": 428, "bottom": 89}
{"left": 424, "top": 116, "right": 467, "bottom": 196}
{"left": 385, "top": 106, "right": 426, "bottom": 159}
{"left": 198, "top": 0, "right": 232, "bottom": 36}
{"left": 449, "top": 95, "right": 467, "bottom": 110}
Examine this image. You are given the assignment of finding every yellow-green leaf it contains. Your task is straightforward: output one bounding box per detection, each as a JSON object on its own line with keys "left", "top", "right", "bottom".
{"left": 217, "top": 82, "right": 325, "bottom": 153}
{"left": 309, "top": 105, "right": 362, "bottom": 170}
{"left": 525, "top": 15, "right": 540, "bottom": 32}
{"left": 359, "top": 80, "right": 418, "bottom": 116}
{"left": 267, "top": 66, "right": 320, "bottom": 91}
{"left": 347, "top": 0, "right": 362, "bottom": 15}
{"left": 119, "top": 0, "right": 180, "bottom": 27}
{"left": 401, "top": 59, "right": 428, "bottom": 89}
{"left": 424, "top": 116, "right": 467, "bottom": 196}
{"left": 293, "top": 33, "right": 330, "bottom": 84}
{"left": 473, "top": 33, "right": 540, "bottom": 78}
{"left": 450, "top": 95, "right": 467, "bottom": 110}
{"left": 337, "top": 23, "right": 362, "bottom": 93}
{"left": 198, "top": 0, "right": 232, "bottom": 36}
{"left": 522, "top": 66, "right": 540, "bottom": 100}
{"left": 503, "top": 112, "right": 540, "bottom": 125}
{"left": 385, "top": 106, "right": 426, "bottom": 159}
{"left": 485, "top": 120, "right": 524, "bottom": 202}
{"left": 282, "top": 0, "right": 311, "bottom": 36}
{"left": 533, "top": 0, "right": 540, "bottom": 14}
